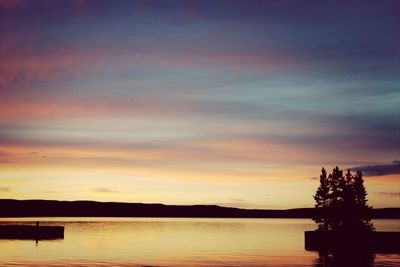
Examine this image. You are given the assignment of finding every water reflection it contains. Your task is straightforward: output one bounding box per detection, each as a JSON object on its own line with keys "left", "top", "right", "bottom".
{"left": 0, "top": 218, "right": 398, "bottom": 266}
{"left": 313, "top": 250, "right": 375, "bottom": 267}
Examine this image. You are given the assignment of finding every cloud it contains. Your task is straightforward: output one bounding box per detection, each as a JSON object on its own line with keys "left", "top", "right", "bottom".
{"left": 0, "top": 187, "right": 10, "bottom": 192}
{"left": 376, "top": 192, "right": 400, "bottom": 197}
{"left": 351, "top": 161, "right": 400, "bottom": 176}
{"left": 42, "top": 189, "right": 60, "bottom": 194}
{"left": 91, "top": 187, "right": 119, "bottom": 194}
{"left": 0, "top": 94, "right": 271, "bottom": 122}
{"left": 0, "top": 0, "right": 25, "bottom": 10}
{"left": 229, "top": 198, "right": 244, "bottom": 202}
{"left": 0, "top": 42, "right": 299, "bottom": 95}
{"left": 0, "top": 151, "right": 18, "bottom": 163}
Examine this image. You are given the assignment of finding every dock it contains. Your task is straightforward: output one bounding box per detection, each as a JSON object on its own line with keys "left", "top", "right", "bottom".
{"left": 0, "top": 225, "right": 64, "bottom": 240}
{"left": 305, "top": 230, "right": 400, "bottom": 253}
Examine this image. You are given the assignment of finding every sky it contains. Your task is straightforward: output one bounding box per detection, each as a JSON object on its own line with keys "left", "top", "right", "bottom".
{"left": 0, "top": 0, "right": 399, "bottom": 209}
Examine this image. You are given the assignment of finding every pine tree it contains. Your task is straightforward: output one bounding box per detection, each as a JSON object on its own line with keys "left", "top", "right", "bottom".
{"left": 313, "top": 168, "right": 329, "bottom": 230}
{"left": 312, "top": 167, "right": 374, "bottom": 232}
{"left": 329, "top": 166, "right": 344, "bottom": 230}
{"left": 354, "top": 171, "right": 367, "bottom": 206}
{"left": 353, "top": 171, "right": 374, "bottom": 231}
{"left": 341, "top": 169, "right": 355, "bottom": 229}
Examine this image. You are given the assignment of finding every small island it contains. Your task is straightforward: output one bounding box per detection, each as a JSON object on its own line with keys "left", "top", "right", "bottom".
{"left": 305, "top": 167, "right": 400, "bottom": 254}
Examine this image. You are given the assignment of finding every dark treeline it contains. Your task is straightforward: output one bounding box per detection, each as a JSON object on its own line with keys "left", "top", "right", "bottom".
{"left": 0, "top": 199, "right": 399, "bottom": 218}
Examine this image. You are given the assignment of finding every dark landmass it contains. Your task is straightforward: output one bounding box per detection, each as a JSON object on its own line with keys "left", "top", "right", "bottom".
{"left": 0, "top": 199, "right": 399, "bottom": 218}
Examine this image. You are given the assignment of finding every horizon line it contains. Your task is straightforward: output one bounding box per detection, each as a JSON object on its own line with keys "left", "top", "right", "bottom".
{"left": 1, "top": 199, "right": 399, "bottom": 211}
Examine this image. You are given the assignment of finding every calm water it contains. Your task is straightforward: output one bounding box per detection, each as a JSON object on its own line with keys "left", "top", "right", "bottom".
{"left": 0, "top": 218, "right": 399, "bottom": 266}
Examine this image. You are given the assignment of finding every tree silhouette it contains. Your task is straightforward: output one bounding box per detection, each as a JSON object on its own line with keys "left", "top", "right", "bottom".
{"left": 312, "top": 166, "right": 373, "bottom": 231}
{"left": 313, "top": 168, "right": 330, "bottom": 230}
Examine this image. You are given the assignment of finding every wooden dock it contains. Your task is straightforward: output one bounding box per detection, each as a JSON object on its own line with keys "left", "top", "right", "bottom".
{"left": 305, "top": 230, "right": 400, "bottom": 253}
{"left": 0, "top": 225, "right": 64, "bottom": 240}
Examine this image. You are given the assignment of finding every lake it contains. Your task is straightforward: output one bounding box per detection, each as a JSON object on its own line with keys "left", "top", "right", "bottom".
{"left": 0, "top": 218, "right": 399, "bottom": 266}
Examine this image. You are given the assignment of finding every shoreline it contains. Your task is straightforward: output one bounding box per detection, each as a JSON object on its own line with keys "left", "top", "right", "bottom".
{"left": 1, "top": 199, "right": 399, "bottom": 219}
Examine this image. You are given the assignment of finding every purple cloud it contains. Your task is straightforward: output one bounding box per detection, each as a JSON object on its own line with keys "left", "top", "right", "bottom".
{"left": 351, "top": 161, "right": 400, "bottom": 176}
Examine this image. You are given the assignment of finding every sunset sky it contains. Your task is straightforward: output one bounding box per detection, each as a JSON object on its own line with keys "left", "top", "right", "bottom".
{"left": 0, "top": 0, "right": 399, "bottom": 209}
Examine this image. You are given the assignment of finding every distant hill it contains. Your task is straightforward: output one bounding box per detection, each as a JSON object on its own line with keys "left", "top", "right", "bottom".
{"left": 0, "top": 199, "right": 399, "bottom": 218}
